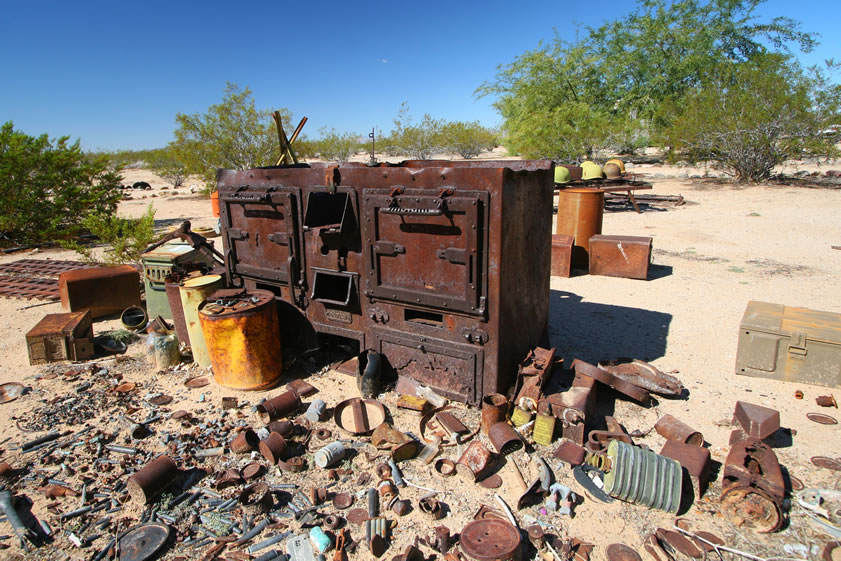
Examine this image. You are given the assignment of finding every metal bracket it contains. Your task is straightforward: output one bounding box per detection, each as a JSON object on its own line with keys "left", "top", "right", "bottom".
{"left": 788, "top": 330, "right": 807, "bottom": 356}
{"left": 461, "top": 327, "right": 489, "bottom": 345}
{"left": 268, "top": 232, "right": 289, "bottom": 245}
{"left": 227, "top": 228, "right": 248, "bottom": 241}
{"left": 436, "top": 247, "right": 467, "bottom": 265}
{"left": 373, "top": 241, "right": 405, "bottom": 257}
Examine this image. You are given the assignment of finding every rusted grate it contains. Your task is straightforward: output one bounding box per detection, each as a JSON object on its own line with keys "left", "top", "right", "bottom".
{"left": 0, "top": 259, "right": 96, "bottom": 302}
{"left": 0, "top": 259, "right": 94, "bottom": 276}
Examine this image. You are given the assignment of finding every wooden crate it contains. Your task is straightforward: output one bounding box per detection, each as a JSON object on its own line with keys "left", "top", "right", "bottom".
{"left": 26, "top": 310, "right": 94, "bottom": 365}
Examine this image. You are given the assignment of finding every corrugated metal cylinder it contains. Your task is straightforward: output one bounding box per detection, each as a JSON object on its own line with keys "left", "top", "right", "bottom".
{"left": 603, "top": 439, "right": 682, "bottom": 514}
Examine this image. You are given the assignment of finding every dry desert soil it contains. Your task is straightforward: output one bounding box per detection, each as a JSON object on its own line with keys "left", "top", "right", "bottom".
{"left": 0, "top": 154, "right": 838, "bottom": 561}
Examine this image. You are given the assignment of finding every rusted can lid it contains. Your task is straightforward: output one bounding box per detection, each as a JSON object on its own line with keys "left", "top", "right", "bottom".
{"left": 119, "top": 522, "right": 170, "bottom": 561}
{"left": 460, "top": 519, "right": 520, "bottom": 561}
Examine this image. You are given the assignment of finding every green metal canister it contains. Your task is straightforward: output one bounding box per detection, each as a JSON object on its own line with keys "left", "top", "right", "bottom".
{"left": 179, "top": 274, "right": 223, "bottom": 367}
{"left": 141, "top": 241, "right": 217, "bottom": 320}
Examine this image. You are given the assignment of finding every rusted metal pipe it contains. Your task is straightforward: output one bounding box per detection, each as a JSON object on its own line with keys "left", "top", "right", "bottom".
{"left": 654, "top": 414, "right": 704, "bottom": 446}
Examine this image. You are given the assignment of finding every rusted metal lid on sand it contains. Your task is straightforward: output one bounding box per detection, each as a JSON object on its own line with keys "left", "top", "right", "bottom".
{"left": 119, "top": 522, "right": 170, "bottom": 561}
{"left": 460, "top": 519, "right": 520, "bottom": 561}
{"left": 606, "top": 544, "right": 642, "bottom": 561}
{"left": 334, "top": 398, "right": 387, "bottom": 434}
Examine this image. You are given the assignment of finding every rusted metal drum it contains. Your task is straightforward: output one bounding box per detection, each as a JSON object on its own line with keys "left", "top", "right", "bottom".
{"left": 179, "top": 275, "right": 223, "bottom": 367}
{"left": 199, "top": 289, "right": 282, "bottom": 390}
{"left": 555, "top": 187, "right": 604, "bottom": 267}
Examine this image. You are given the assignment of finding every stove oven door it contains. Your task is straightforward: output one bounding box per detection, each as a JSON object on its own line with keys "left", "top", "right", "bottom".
{"left": 362, "top": 188, "right": 488, "bottom": 317}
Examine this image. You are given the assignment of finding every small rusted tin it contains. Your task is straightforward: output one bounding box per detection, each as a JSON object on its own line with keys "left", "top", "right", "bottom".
{"left": 527, "top": 524, "right": 545, "bottom": 550}
{"left": 654, "top": 414, "right": 704, "bottom": 447}
{"left": 214, "top": 468, "right": 243, "bottom": 490}
{"left": 434, "top": 458, "right": 456, "bottom": 477}
{"left": 239, "top": 482, "right": 272, "bottom": 512}
{"left": 230, "top": 429, "right": 259, "bottom": 453}
{"left": 457, "top": 440, "right": 495, "bottom": 481}
{"left": 127, "top": 455, "right": 178, "bottom": 504}
{"left": 816, "top": 395, "right": 838, "bottom": 408}
{"left": 391, "top": 498, "right": 411, "bottom": 516}
{"left": 242, "top": 462, "right": 264, "bottom": 480}
{"left": 378, "top": 480, "right": 397, "bottom": 501}
{"left": 419, "top": 496, "right": 443, "bottom": 520}
{"left": 267, "top": 420, "right": 295, "bottom": 437}
{"left": 488, "top": 422, "right": 524, "bottom": 455}
{"left": 258, "top": 432, "right": 287, "bottom": 464}
{"left": 277, "top": 457, "right": 305, "bottom": 472}
{"left": 481, "top": 394, "right": 509, "bottom": 435}
{"left": 257, "top": 390, "right": 302, "bottom": 423}
{"left": 553, "top": 439, "right": 588, "bottom": 466}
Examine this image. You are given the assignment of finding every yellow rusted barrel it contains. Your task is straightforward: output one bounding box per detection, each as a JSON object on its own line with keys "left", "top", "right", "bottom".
{"left": 198, "top": 289, "right": 282, "bottom": 390}
{"left": 179, "top": 274, "right": 223, "bottom": 367}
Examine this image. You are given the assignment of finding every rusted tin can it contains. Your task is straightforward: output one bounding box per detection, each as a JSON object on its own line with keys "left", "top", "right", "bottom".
{"left": 533, "top": 412, "right": 556, "bottom": 446}
{"left": 555, "top": 188, "right": 604, "bottom": 267}
{"left": 457, "top": 440, "right": 495, "bottom": 481}
{"left": 179, "top": 274, "right": 223, "bottom": 367}
{"left": 257, "top": 390, "right": 302, "bottom": 423}
{"left": 488, "top": 422, "right": 524, "bottom": 455}
{"left": 258, "top": 432, "right": 287, "bottom": 464}
{"left": 510, "top": 406, "right": 533, "bottom": 427}
{"left": 126, "top": 455, "right": 178, "bottom": 504}
{"left": 239, "top": 482, "right": 272, "bottom": 512}
{"left": 199, "top": 289, "right": 282, "bottom": 390}
{"left": 654, "top": 414, "right": 704, "bottom": 447}
{"left": 481, "top": 394, "right": 509, "bottom": 435}
{"left": 267, "top": 420, "right": 295, "bottom": 437}
{"left": 230, "top": 429, "right": 259, "bottom": 453}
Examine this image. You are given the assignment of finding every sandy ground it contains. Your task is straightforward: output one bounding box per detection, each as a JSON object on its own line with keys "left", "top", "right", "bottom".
{"left": 0, "top": 155, "right": 839, "bottom": 560}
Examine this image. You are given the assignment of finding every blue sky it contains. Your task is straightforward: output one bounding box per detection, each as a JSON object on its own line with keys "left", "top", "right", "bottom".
{"left": 2, "top": 0, "right": 838, "bottom": 151}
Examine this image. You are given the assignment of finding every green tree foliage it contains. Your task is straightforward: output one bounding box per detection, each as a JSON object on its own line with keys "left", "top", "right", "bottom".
{"left": 149, "top": 145, "right": 187, "bottom": 187}
{"left": 306, "top": 128, "right": 363, "bottom": 163}
{"left": 477, "top": 0, "right": 818, "bottom": 161}
{"left": 0, "top": 122, "right": 123, "bottom": 245}
{"left": 62, "top": 205, "right": 157, "bottom": 265}
{"left": 172, "top": 83, "right": 292, "bottom": 185}
{"left": 387, "top": 102, "right": 445, "bottom": 160}
{"left": 658, "top": 54, "right": 840, "bottom": 181}
{"left": 439, "top": 121, "right": 498, "bottom": 159}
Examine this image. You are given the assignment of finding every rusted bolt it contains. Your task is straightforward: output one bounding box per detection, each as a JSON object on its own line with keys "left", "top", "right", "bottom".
{"left": 323, "top": 514, "right": 341, "bottom": 530}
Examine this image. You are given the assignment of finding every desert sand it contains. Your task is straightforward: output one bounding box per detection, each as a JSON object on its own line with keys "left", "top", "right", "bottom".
{"left": 0, "top": 153, "right": 838, "bottom": 560}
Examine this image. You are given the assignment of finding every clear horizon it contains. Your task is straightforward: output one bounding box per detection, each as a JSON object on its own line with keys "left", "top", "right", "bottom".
{"left": 2, "top": 0, "right": 838, "bottom": 152}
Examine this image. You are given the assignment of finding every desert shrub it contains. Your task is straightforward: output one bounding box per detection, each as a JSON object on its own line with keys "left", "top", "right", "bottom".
{"left": 439, "top": 121, "right": 498, "bottom": 159}
{"left": 0, "top": 121, "right": 123, "bottom": 245}
{"left": 62, "top": 205, "right": 157, "bottom": 266}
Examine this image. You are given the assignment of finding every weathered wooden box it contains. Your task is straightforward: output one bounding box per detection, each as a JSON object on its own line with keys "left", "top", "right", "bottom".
{"left": 736, "top": 301, "right": 841, "bottom": 389}
{"left": 26, "top": 310, "right": 94, "bottom": 365}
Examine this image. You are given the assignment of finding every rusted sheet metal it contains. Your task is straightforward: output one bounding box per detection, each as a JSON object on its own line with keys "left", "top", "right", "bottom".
{"left": 654, "top": 414, "right": 704, "bottom": 446}
{"left": 733, "top": 401, "right": 780, "bottom": 440}
{"left": 59, "top": 265, "right": 141, "bottom": 318}
{"left": 0, "top": 275, "right": 61, "bottom": 300}
{"left": 217, "top": 160, "right": 555, "bottom": 405}
{"left": 554, "top": 439, "right": 588, "bottom": 466}
{"left": 720, "top": 438, "right": 785, "bottom": 533}
{"left": 551, "top": 234, "right": 574, "bottom": 278}
{"left": 598, "top": 359, "right": 684, "bottom": 397}
{"left": 588, "top": 235, "right": 652, "bottom": 280}
{"left": 542, "top": 370, "right": 597, "bottom": 445}
{"left": 514, "top": 347, "right": 555, "bottom": 407}
{"left": 660, "top": 440, "right": 712, "bottom": 498}
{"left": 26, "top": 310, "right": 93, "bottom": 365}
{"left": 572, "top": 359, "right": 650, "bottom": 403}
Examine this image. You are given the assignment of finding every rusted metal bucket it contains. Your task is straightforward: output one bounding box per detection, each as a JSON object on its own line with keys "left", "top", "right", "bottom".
{"left": 179, "top": 274, "right": 223, "bottom": 367}
{"left": 199, "top": 289, "right": 281, "bottom": 390}
{"left": 555, "top": 188, "right": 604, "bottom": 267}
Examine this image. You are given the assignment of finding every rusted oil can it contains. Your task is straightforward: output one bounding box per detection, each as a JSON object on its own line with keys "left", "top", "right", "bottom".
{"left": 736, "top": 301, "right": 841, "bottom": 388}
{"left": 26, "top": 310, "right": 93, "bottom": 365}
{"left": 588, "top": 234, "right": 652, "bottom": 280}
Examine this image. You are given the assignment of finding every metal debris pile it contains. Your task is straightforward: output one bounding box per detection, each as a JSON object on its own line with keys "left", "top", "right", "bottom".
{"left": 0, "top": 347, "right": 838, "bottom": 561}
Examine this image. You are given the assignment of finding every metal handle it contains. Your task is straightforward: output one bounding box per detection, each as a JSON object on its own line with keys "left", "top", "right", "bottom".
{"left": 380, "top": 206, "right": 443, "bottom": 216}
{"left": 223, "top": 193, "right": 270, "bottom": 203}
